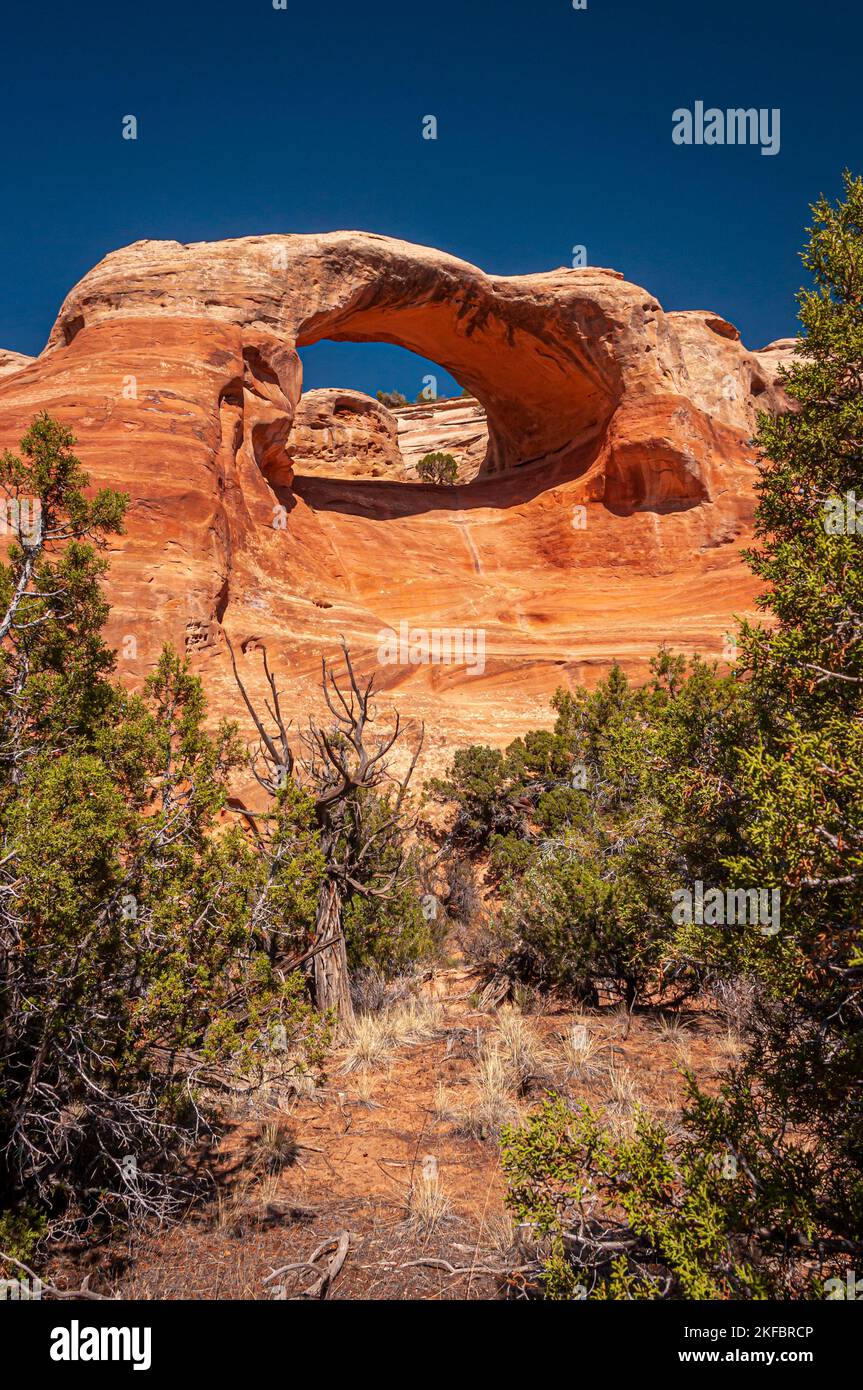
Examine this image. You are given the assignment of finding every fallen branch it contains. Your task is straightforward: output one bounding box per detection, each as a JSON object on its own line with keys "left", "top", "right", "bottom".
{"left": 0, "top": 1252, "right": 112, "bottom": 1301}
{"left": 385, "top": 1257, "right": 536, "bottom": 1277}
{"left": 264, "top": 1230, "right": 351, "bottom": 1300}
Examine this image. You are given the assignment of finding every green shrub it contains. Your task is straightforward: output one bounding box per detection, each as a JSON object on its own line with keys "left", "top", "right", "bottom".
{"left": 0, "top": 419, "right": 330, "bottom": 1248}
{"left": 488, "top": 832, "right": 539, "bottom": 884}
{"left": 501, "top": 1095, "right": 772, "bottom": 1299}
{"left": 417, "top": 451, "right": 458, "bottom": 484}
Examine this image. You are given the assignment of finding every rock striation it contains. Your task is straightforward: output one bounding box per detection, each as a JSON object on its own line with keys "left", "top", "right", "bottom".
{"left": 395, "top": 396, "right": 489, "bottom": 482}
{"left": 0, "top": 233, "right": 794, "bottom": 766}
{"left": 0, "top": 349, "right": 35, "bottom": 381}
{"left": 289, "top": 388, "right": 402, "bottom": 478}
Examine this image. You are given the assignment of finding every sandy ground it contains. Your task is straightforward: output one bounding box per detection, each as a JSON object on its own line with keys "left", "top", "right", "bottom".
{"left": 49, "top": 967, "right": 734, "bottom": 1301}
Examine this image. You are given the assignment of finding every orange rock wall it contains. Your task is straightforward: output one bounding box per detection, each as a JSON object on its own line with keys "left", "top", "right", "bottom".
{"left": 0, "top": 233, "right": 792, "bottom": 772}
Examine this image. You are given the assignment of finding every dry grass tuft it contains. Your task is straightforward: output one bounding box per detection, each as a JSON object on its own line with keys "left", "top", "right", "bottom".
{"left": 350, "top": 1069, "right": 380, "bottom": 1108}
{"left": 251, "top": 1116, "right": 299, "bottom": 1175}
{"left": 339, "top": 996, "right": 444, "bottom": 1073}
{"left": 339, "top": 1012, "right": 397, "bottom": 1073}
{"left": 212, "top": 1178, "right": 254, "bottom": 1233}
{"left": 477, "top": 1206, "right": 518, "bottom": 1262}
{"left": 447, "top": 1045, "right": 522, "bottom": 1141}
{"left": 492, "top": 1009, "right": 554, "bottom": 1093}
{"left": 433, "top": 1080, "right": 451, "bottom": 1122}
{"left": 511, "top": 982, "right": 551, "bottom": 1016}
{"left": 718, "top": 1027, "right": 743, "bottom": 1061}
{"left": 652, "top": 1013, "right": 691, "bottom": 1042}
{"left": 406, "top": 1167, "right": 453, "bottom": 1235}
{"left": 711, "top": 974, "right": 759, "bottom": 1038}
{"left": 652, "top": 1013, "right": 693, "bottom": 1067}
{"left": 600, "top": 1060, "right": 647, "bottom": 1141}
{"left": 388, "top": 997, "right": 446, "bottom": 1045}
{"left": 559, "top": 1021, "right": 603, "bottom": 1081}
{"left": 609, "top": 1001, "right": 635, "bottom": 1039}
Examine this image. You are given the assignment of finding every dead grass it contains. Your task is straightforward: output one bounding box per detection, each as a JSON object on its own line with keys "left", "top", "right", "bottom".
{"left": 339, "top": 997, "right": 445, "bottom": 1074}
{"left": 652, "top": 1012, "right": 691, "bottom": 1043}
{"left": 718, "top": 1027, "right": 743, "bottom": 1060}
{"left": 406, "top": 1166, "right": 454, "bottom": 1236}
{"left": 558, "top": 1021, "right": 603, "bottom": 1081}
{"left": 443, "top": 1043, "right": 522, "bottom": 1141}
{"left": 339, "top": 1012, "right": 397, "bottom": 1073}
{"left": 492, "top": 1009, "right": 555, "bottom": 1093}
{"left": 651, "top": 1013, "right": 696, "bottom": 1067}
{"left": 476, "top": 1206, "right": 517, "bottom": 1263}
{"left": 389, "top": 998, "right": 446, "bottom": 1045}
{"left": 599, "top": 1060, "right": 647, "bottom": 1140}
{"left": 55, "top": 970, "right": 732, "bottom": 1301}
{"left": 349, "top": 1069, "right": 380, "bottom": 1108}
{"left": 250, "top": 1116, "right": 299, "bottom": 1175}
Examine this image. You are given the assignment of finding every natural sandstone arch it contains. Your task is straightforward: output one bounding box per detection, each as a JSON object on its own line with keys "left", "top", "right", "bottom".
{"left": 0, "top": 232, "right": 799, "bottom": 767}
{"left": 44, "top": 232, "right": 792, "bottom": 501}
{"left": 44, "top": 232, "right": 673, "bottom": 479}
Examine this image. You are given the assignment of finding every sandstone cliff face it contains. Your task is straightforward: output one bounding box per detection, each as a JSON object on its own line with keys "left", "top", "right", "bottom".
{"left": 0, "top": 349, "right": 35, "bottom": 381}
{"left": 0, "top": 233, "right": 793, "bottom": 768}
{"left": 395, "top": 397, "right": 489, "bottom": 481}
{"left": 289, "top": 389, "right": 402, "bottom": 478}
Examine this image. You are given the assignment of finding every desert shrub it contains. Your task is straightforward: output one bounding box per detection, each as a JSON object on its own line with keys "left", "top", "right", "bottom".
{"left": 456, "top": 658, "right": 739, "bottom": 1005}
{"left": 416, "top": 451, "right": 458, "bottom": 484}
{"left": 337, "top": 788, "right": 434, "bottom": 972}
{"left": 501, "top": 1094, "right": 774, "bottom": 1299}
{"left": 443, "top": 852, "right": 482, "bottom": 923}
{"left": 343, "top": 869, "right": 432, "bottom": 974}
{"left": 0, "top": 1209, "right": 46, "bottom": 1272}
{"left": 375, "top": 389, "right": 408, "bottom": 409}
{"left": 672, "top": 174, "right": 863, "bottom": 1273}
{"left": 488, "top": 832, "right": 538, "bottom": 884}
{"left": 498, "top": 173, "right": 863, "bottom": 1294}
{"left": 0, "top": 418, "right": 330, "bottom": 1249}
{"left": 498, "top": 818, "right": 681, "bottom": 1006}
{"left": 534, "top": 786, "right": 588, "bottom": 832}
{"left": 432, "top": 744, "right": 523, "bottom": 847}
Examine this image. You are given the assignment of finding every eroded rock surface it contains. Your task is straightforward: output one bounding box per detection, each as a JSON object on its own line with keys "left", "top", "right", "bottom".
{"left": 0, "top": 233, "right": 794, "bottom": 767}
{"left": 395, "top": 396, "right": 489, "bottom": 481}
{"left": 289, "top": 389, "right": 401, "bottom": 478}
{"left": 0, "top": 349, "right": 35, "bottom": 381}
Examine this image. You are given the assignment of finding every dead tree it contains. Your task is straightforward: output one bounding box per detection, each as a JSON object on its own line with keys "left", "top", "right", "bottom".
{"left": 228, "top": 637, "right": 423, "bottom": 1024}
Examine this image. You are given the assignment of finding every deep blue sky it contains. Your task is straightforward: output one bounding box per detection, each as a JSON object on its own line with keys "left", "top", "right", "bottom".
{"left": 1, "top": 0, "right": 859, "bottom": 398}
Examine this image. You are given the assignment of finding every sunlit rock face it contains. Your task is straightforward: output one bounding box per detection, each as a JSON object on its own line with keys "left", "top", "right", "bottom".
{"left": 0, "top": 233, "right": 793, "bottom": 771}
{"left": 0, "top": 349, "right": 35, "bottom": 381}
{"left": 288, "top": 389, "right": 402, "bottom": 479}
{"left": 394, "top": 397, "right": 489, "bottom": 482}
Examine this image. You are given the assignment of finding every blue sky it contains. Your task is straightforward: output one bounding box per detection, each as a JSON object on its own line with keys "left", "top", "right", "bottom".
{"left": 1, "top": 0, "right": 859, "bottom": 398}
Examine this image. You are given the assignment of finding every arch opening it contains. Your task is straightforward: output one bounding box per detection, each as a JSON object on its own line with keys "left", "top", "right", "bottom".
{"left": 294, "top": 295, "right": 613, "bottom": 478}
{"left": 291, "top": 340, "right": 488, "bottom": 484}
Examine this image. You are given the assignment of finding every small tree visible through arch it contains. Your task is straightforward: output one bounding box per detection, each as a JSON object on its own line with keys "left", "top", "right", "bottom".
{"left": 417, "top": 451, "right": 458, "bottom": 485}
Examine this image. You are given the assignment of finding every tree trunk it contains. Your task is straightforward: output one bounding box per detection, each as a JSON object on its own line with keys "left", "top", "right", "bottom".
{"left": 312, "top": 880, "right": 354, "bottom": 1026}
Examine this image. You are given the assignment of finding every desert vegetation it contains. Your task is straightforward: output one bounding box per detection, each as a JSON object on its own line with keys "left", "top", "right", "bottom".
{"left": 0, "top": 176, "right": 861, "bottom": 1301}
{"left": 416, "top": 451, "right": 459, "bottom": 484}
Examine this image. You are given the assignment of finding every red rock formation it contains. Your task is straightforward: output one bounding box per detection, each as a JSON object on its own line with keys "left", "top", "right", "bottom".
{"left": 395, "top": 396, "right": 489, "bottom": 481}
{"left": 289, "top": 389, "right": 401, "bottom": 478}
{"left": 0, "top": 349, "right": 35, "bottom": 381}
{"left": 0, "top": 234, "right": 793, "bottom": 769}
